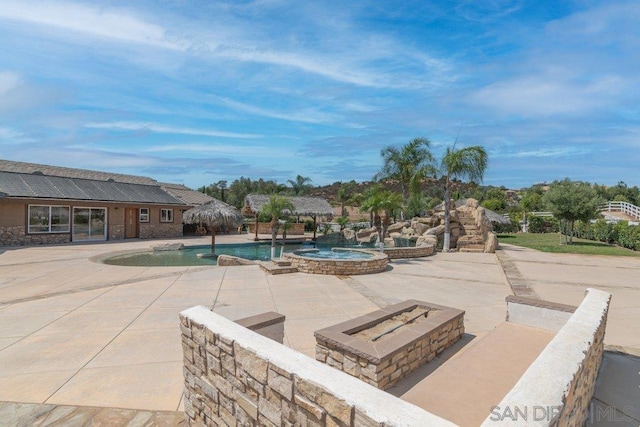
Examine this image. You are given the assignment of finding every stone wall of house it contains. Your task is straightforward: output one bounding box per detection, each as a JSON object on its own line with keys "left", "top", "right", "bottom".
{"left": 180, "top": 306, "right": 455, "bottom": 427}
{"left": 0, "top": 226, "right": 71, "bottom": 246}
{"left": 108, "top": 224, "right": 125, "bottom": 241}
{"left": 315, "top": 315, "right": 464, "bottom": 390}
{"left": 482, "top": 288, "right": 611, "bottom": 427}
{"left": 139, "top": 223, "right": 183, "bottom": 239}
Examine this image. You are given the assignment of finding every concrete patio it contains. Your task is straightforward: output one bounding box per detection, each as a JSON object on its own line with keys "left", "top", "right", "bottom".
{"left": 0, "top": 234, "right": 638, "bottom": 425}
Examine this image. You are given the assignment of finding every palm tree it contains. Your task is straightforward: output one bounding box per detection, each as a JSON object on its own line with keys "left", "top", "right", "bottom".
{"left": 287, "top": 175, "right": 313, "bottom": 195}
{"left": 360, "top": 187, "right": 404, "bottom": 246}
{"left": 375, "top": 138, "right": 436, "bottom": 220}
{"left": 261, "top": 194, "right": 295, "bottom": 258}
{"left": 440, "top": 145, "right": 488, "bottom": 251}
{"left": 337, "top": 182, "right": 354, "bottom": 216}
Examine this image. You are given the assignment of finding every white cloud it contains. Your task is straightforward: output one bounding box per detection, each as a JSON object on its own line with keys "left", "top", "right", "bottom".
{"left": 512, "top": 146, "right": 593, "bottom": 158}
{"left": 85, "top": 122, "right": 260, "bottom": 139}
{"left": 0, "top": 0, "right": 187, "bottom": 50}
{"left": 469, "top": 74, "right": 626, "bottom": 117}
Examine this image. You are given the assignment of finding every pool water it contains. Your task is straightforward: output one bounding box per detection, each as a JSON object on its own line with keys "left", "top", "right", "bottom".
{"left": 102, "top": 242, "right": 374, "bottom": 267}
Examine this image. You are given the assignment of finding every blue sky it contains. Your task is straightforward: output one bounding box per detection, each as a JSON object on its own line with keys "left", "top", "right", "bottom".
{"left": 0, "top": 0, "right": 638, "bottom": 190}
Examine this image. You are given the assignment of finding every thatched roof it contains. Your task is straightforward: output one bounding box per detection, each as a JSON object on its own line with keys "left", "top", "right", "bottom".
{"left": 483, "top": 208, "right": 511, "bottom": 225}
{"left": 183, "top": 199, "right": 244, "bottom": 227}
{"left": 243, "top": 194, "right": 333, "bottom": 217}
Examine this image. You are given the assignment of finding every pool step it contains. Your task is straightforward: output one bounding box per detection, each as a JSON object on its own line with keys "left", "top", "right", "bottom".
{"left": 258, "top": 261, "right": 298, "bottom": 275}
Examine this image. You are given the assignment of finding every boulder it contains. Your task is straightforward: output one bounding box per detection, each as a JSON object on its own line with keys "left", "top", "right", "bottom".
{"left": 424, "top": 225, "right": 445, "bottom": 236}
{"left": 217, "top": 255, "right": 255, "bottom": 266}
{"left": 387, "top": 222, "right": 409, "bottom": 234}
{"left": 416, "top": 235, "right": 438, "bottom": 247}
{"left": 484, "top": 232, "right": 498, "bottom": 253}
{"left": 411, "top": 222, "right": 430, "bottom": 235}
{"left": 152, "top": 243, "right": 184, "bottom": 251}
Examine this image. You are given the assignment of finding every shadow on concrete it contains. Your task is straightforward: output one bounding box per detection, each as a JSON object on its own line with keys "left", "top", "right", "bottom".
{"left": 587, "top": 350, "right": 640, "bottom": 426}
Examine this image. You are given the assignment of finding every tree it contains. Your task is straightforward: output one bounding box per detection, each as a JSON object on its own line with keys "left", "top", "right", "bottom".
{"left": 287, "top": 175, "right": 313, "bottom": 196}
{"left": 337, "top": 182, "right": 355, "bottom": 216}
{"left": 360, "top": 187, "right": 403, "bottom": 246}
{"left": 214, "top": 180, "right": 228, "bottom": 202}
{"left": 440, "top": 145, "right": 488, "bottom": 251}
{"left": 261, "top": 194, "right": 294, "bottom": 258}
{"left": 544, "top": 179, "right": 603, "bottom": 244}
{"left": 375, "top": 138, "right": 436, "bottom": 220}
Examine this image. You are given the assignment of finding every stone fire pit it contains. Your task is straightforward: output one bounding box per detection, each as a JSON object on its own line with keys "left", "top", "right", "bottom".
{"left": 315, "top": 300, "right": 464, "bottom": 390}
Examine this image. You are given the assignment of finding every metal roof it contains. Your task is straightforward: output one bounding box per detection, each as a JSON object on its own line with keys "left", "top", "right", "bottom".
{"left": 160, "top": 183, "right": 215, "bottom": 206}
{"left": 0, "top": 159, "right": 158, "bottom": 185}
{"left": 0, "top": 171, "right": 184, "bottom": 205}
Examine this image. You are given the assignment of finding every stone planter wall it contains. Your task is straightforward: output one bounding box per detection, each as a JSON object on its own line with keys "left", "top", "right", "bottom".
{"left": 315, "top": 300, "right": 465, "bottom": 390}
{"left": 384, "top": 244, "right": 435, "bottom": 259}
{"left": 180, "top": 306, "right": 454, "bottom": 427}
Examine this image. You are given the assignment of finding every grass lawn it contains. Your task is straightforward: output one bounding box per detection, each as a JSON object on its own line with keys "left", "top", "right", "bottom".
{"left": 497, "top": 233, "right": 640, "bottom": 257}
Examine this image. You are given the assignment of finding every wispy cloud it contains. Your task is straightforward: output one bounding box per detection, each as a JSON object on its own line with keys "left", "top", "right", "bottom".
{"left": 0, "top": 0, "right": 187, "bottom": 50}
{"left": 85, "top": 122, "right": 260, "bottom": 139}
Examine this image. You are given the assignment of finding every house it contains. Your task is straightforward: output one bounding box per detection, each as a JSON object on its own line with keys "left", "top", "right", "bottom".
{"left": 0, "top": 160, "right": 211, "bottom": 246}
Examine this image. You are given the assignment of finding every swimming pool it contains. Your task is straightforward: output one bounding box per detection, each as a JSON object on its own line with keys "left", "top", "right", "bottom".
{"left": 101, "top": 242, "right": 374, "bottom": 267}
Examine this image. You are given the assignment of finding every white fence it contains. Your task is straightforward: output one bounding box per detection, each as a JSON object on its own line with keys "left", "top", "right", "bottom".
{"left": 600, "top": 201, "right": 640, "bottom": 220}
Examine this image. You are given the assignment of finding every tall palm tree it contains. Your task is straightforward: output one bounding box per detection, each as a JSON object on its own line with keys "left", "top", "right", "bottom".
{"left": 262, "top": 194, "right": 295, "bottom": 258}
{"left": 375, "top": 138, "right": 436, "bottom": 220}
{"left": 287, "top": 175, "right": 313, "bottom": 195}
{"left": 441, "top": 145, "right": 488, "bottom": 251}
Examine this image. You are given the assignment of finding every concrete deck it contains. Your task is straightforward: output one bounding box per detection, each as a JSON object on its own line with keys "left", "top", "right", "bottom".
{"left": 395, "top": 323, "right": 555, "bottom": 427}
{"left": 0, "top": 235, "right": 638, "bottom": 425}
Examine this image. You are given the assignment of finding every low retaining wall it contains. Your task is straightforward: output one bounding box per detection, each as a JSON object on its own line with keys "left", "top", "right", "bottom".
{"left": 384, "top": 244, "right": 435, "bottom": 259}
{"left": 483, "top": 288, "right": 611, "bottom": 426}
{"left": 180, "top": 306, "right": 455, "bottom": 427}
{"left": 315, "top": 300, "right": 464, "bottom": 390}
{"left": 506, "top": 295, "right": 576, "bottom": 332}
{"left": 283, "top": 250, "right": 388, "bottom": 275}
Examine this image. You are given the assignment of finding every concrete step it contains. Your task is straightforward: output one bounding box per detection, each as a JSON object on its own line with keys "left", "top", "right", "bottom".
{"left": 459, "top": 246, "right": 486, "bottom": 253}
{"left": 457, "top": 236, "right": 484, "bottom": 245}
{"left": 272, "top": 258, "right": 292, "bottom": 267}
{"left": 258, "top": 261, "right": 298, "bottom": 275}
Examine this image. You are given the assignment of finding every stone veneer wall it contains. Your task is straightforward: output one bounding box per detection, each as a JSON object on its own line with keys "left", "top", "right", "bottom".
{"left": 0, "top": 226, "right": 71, "bottom": 246}
{"left": 482, "top": 288, "right": 611, "bottom": 427}
{"left": 315, "top": 303, "right": 464, "bottom": 390}
{"left": 180, "top": 306, "right": 456, "bottom": 427}
{"left": 283, "top": 250, "right": 388, "bottom": 275}
{"left": 108, "top": 224, "right": 125, "bottom": 241}
{"left": 383, "top": 243, "right": 435, "bottom": 260}
{"left": 139, "top": 223, "right": 183, "bottom": 239}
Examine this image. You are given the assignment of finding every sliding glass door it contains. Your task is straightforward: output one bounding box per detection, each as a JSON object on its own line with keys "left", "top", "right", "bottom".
{"left": 73, "top": 207, "right": 107, "bottom": 241}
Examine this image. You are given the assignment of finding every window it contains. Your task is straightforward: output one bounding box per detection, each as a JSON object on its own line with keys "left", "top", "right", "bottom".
{"left": 139, "top": 208, "right": 150, "bottom": 222}
{"left": 160, "top": 208, "right": 174, "bottom": 223}
{"left": 28, "top": 205, "right": 70, "bottom": 233}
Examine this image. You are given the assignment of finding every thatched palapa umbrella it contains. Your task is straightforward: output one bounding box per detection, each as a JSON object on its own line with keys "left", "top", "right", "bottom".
{"left": 183, "top": 199, "right": 244, "bottom": 250}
